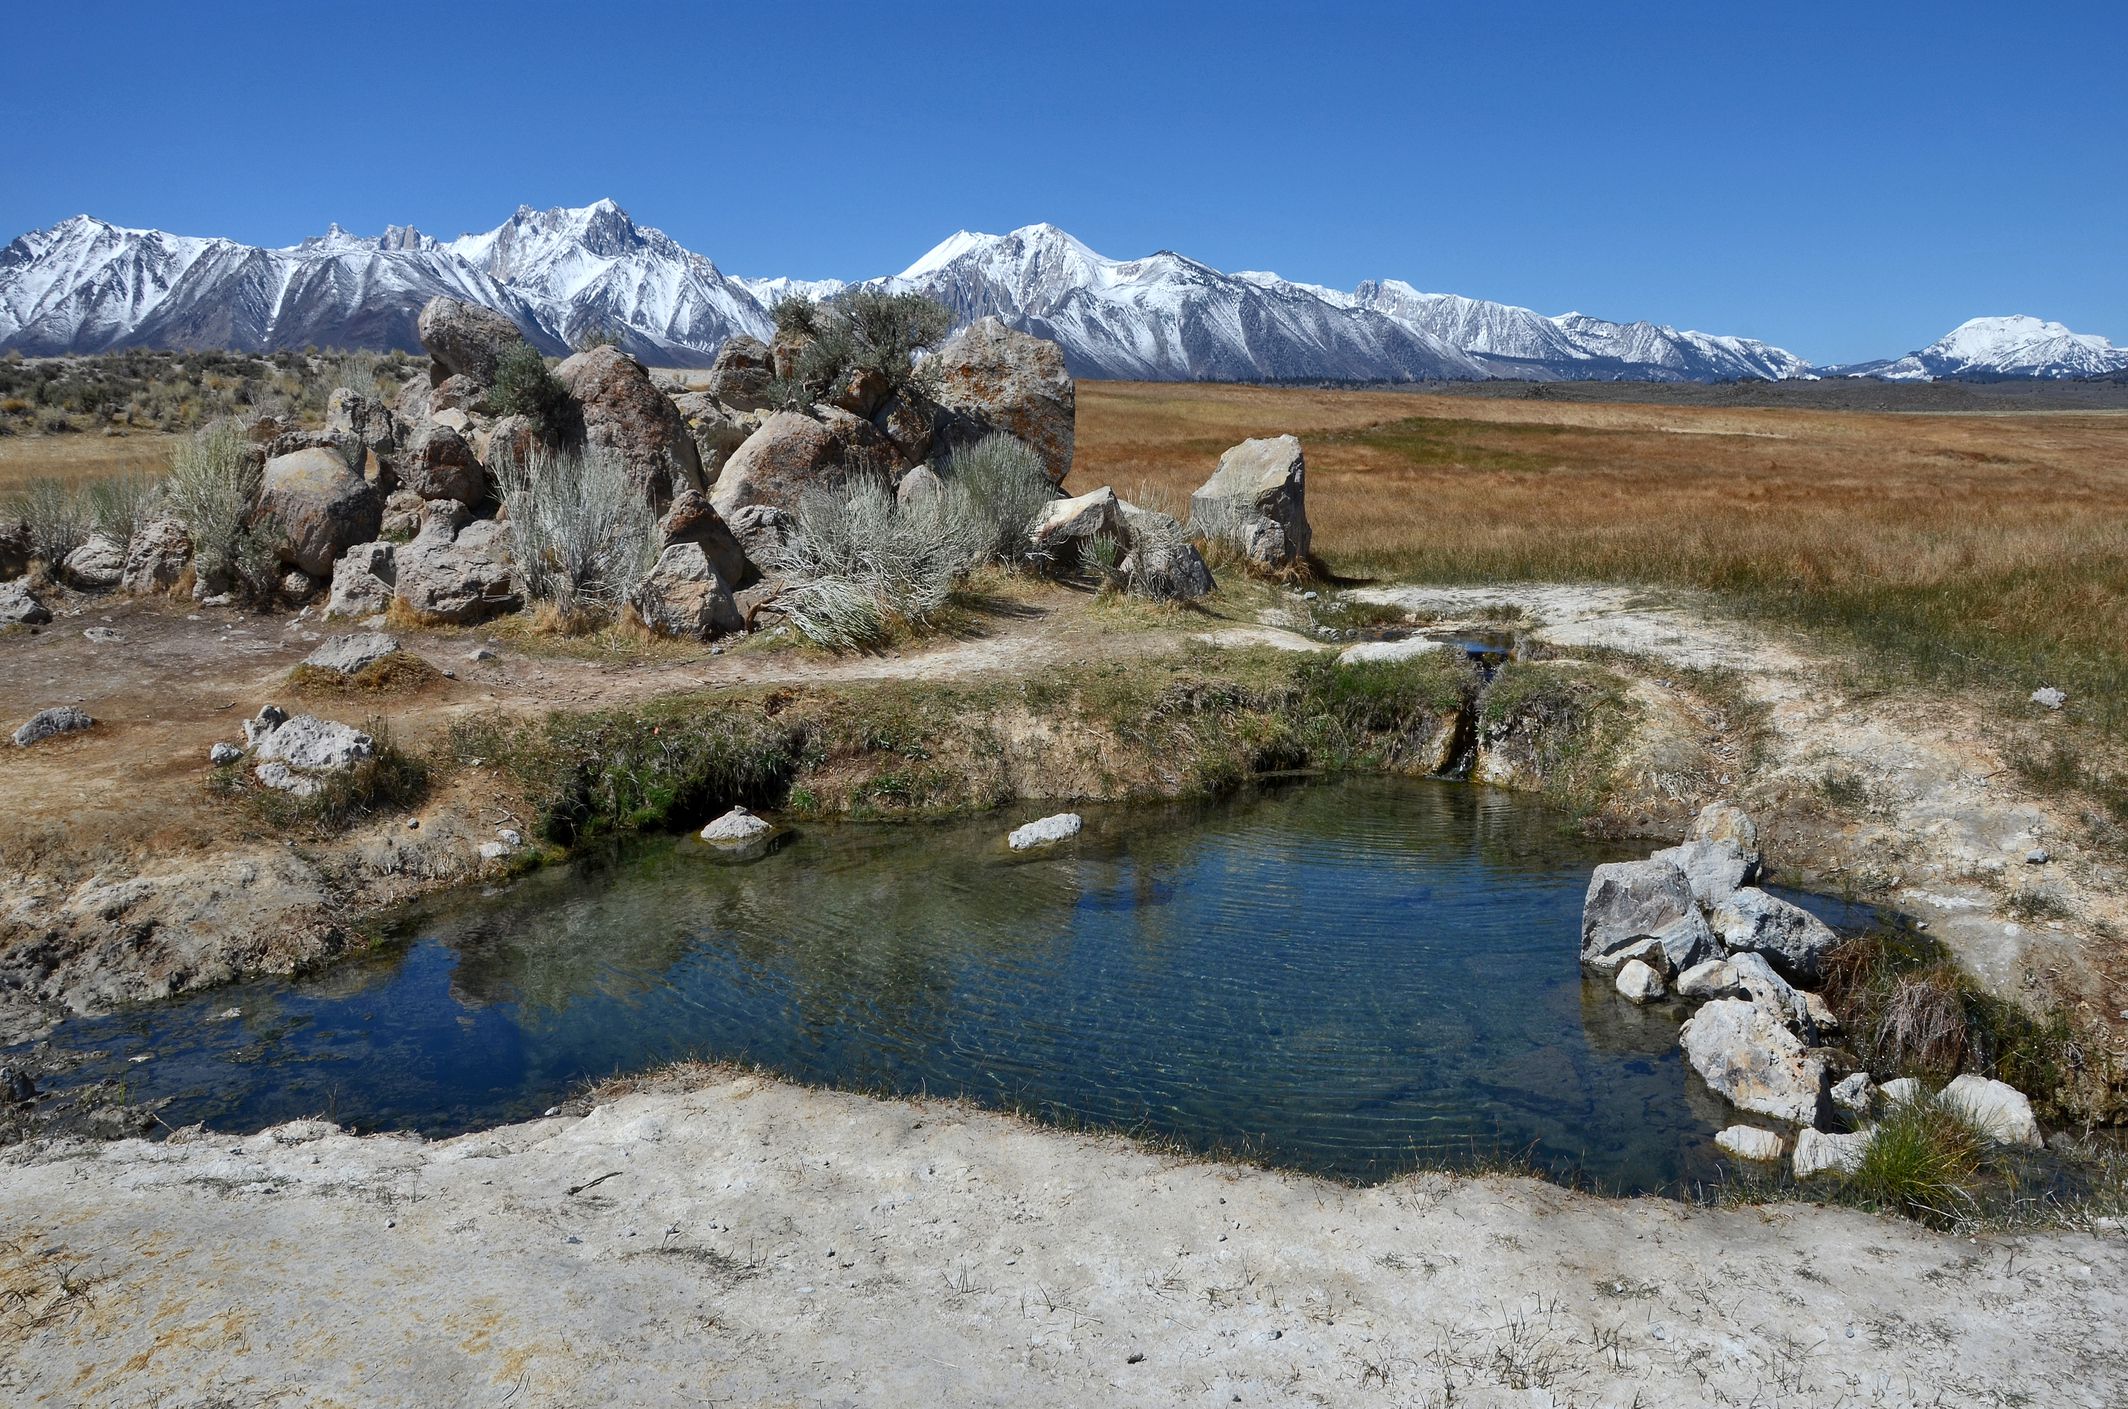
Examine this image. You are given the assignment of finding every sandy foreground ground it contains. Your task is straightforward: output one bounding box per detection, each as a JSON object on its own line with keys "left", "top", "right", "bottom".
{"left": 3, "top": 1069, "right": 2122, "bottom": 1408}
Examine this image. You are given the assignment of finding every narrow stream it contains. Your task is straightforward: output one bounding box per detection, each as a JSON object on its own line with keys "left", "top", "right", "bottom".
{"left": 23, "top": 778, "right": 1872, "bottom": 1193}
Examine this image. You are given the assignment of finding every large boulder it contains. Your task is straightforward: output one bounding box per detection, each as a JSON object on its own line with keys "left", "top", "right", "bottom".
{"left": 1649, "top": 839, "right": 1752, "bottom": 910}
{"left": 418, "top": 296, "right": 525, "bottom": 386}
{"left": 324, "top": 541, "right": 396, "bottom": 620}
{"left": 554, "top": 345, "right": 704, "bottom": 510}
{"left": 1189, "top": 435, "right": 1311, "bottom": 571}
{"left": 1711, "top": 888, "right": 1840, "bottom": 984}
{"left": 659, "top": 490, "right": 750, "bottom": 587}
{"left": 399, "top": 424, "right": 488, "bottom": 506}
{"left": 815, "top": 404, "right": 899, "bottom": 477}
{"left": 1689, "top": 801, "right": 1762, "bottom": 868}
{"left": 871, "top": 389, "right": 947, "bottom": 468}
{"left": 0, "top": 579, "right": 52, "bottom": 625}
{"left": 257, "top": 447, "right": 384, "bottom": 579}
{"left": 61, "top": 533, "right": 127, "bottom": 590}
{"left": 723, "top": 504, "right": 796, "bottom": 573}
{"left": 670, "top": 392, "right": 761, "bottom": 481}
{"left": 1679, "top": 997, "right": 1832, "bottom": 1127}
{"left": 121, "top": 517, "right": 192, "bottom": 595}
{"left": 931, "top": 318, "right": 1075, "bottom": 483}
{"left": 391, "top": 504, "right": 521, "bottom": 625}
{"left": 711, "top": 412, "right": 842, "bottom": 518}
{"left": 630, "top": 542, "right": 743, "bottom": 640}
{"left": 707, "top": 335, "right": 775, "bottom": 410}
{"left": 1580, "top": 858, "right": 1697, "bottom": 968}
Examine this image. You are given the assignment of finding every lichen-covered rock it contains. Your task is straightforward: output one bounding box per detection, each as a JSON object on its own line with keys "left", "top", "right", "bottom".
{"left": 0, "top": 579, "right": 52, "bottom": 625}
{"left": 1189, "top": 435, "right": 1310, "bottom": 571}
{"left": 705, "top": 335, "right": 775, "bottom": 411}
{"left": 325, "top": 541, "right": 396, "bottom": 620}
{"left": 871, "top": 389, "right": 945, "bottom": 468}
{"left": 711, "top": 412, "right": 842, "bottom": 519}
{"left": 400, "top": 424, "right": 488, "bottom": 505}
{"left": 121, "top": 517, "right": 192, "bottom": 596}
{"left": 658, "top": 490, "right": 750, "bottom": 587}
{"left": 1679, "top": 997, "right": 1831, "bottom": 1127}
{"left": 723, "top": 504, "right": 796, "bottom": 576}
{"left": 554, "top": 344, "right": 704, "bottom": 510}
{"left": 325, "top": 388, "right": 400, "bottom": 481}
{"left": 61, "top": 533, "right": 127, "bottom": 590}
{"left": 1711, "top": 887, "right": 1840, "bottom": 983}
{"left": 1580, "top": 858, "right": 1697, "bottom": 968}
{"left": 815, "top": 404, "right": 899, "bottom": 478}
{"left": 932, "top": 318, "right": 1075, "bottom": 483}
{"left": 629, "top": 542, "right": 742, "bottom": 640}
{"left": 1831, "top": 1072, "right": 1878, "bottom": 1116}
{"left": 258, "top": 447, "right": 384, "bottom": 579}
{"left": 251, "top": 712, "right": 375, "bottom": 774}
{"left": 670, "top": 392, "right": 761, "bottom": 481}
{"left": 303, "top": 632, "right": 403, "bottom": 676}
{"left": 418, "top": 296, "right": 526, "bottom": 386}
{"left": 1943, "top": 1074, "right": 2042, "bottom": 1148}
{"left": 13, "top": 706, "right": 95, "bottom": 748}
{"left": 392, "top": 505, "right": 520, "bottom": 626}
{"left": 1676, "top": 958, "right": 1742, "bottom": 1001}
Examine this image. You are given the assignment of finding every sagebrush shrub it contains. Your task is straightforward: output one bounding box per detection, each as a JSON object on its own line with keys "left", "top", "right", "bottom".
{"left": 165, "top": 420, "right": 263, "bottom": 591}
{"left": 496, "top": 442, "right": 659, "bottom": 615}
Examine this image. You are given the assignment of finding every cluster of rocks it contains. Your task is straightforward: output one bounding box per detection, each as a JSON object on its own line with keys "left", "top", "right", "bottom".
{"left": 1584, "top": 802, "right": 2046, "bottom": 1179}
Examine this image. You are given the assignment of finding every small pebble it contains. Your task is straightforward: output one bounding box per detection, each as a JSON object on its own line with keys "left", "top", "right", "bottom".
{"left": 406, "top": 817, "right": 420, "bottom": 830}
{"left": 2026, "top": 848, "right": 2049, "bottom": 865}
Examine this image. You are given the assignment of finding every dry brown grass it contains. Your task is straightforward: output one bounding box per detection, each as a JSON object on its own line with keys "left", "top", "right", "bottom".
{"left": 1073, "top": 382, "right": 2128, "bottom": 729}
{"left": 0, "top": 431, "right": 181, "bottom": 493}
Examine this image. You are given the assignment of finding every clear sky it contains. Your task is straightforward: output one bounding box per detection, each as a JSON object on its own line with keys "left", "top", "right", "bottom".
{"left": 5, "top": 1, "right": 2121, "bottom": 364}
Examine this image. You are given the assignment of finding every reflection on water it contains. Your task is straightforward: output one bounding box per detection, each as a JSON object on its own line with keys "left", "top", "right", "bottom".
{"left": 26, "top": 778, "right": 1849, "bottom": 1192}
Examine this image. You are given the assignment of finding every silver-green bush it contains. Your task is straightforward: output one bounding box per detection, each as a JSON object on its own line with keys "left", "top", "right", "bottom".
{"left": 164, "top": 420, "right": 262, "bottom": 589}
{"left": 497, "top": 442, "right": 659, "bottom": 614}
{"left": 943, "top": 432, "right": 1054, "bottom": 566}
{"left": 11, "top": 476, "right": 96, "bottom": 566}
{"left": 766, "top": 476, "right": 986, "bottom": 650}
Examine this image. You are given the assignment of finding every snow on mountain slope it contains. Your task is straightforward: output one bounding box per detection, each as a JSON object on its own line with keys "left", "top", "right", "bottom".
{"left": 883, "top": 224, "right": 1488, "bottom": 381}
{"left": 18, "top": 203, "right": 2093, "bottom": 385}
{"left": 1851, "top": 315, "right": 2128, "bottom": 381}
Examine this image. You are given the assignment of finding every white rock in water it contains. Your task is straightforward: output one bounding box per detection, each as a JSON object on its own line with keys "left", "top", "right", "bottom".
{"left": 1679, "top": 997, "right": 1831, "bottom": 1127}
{"left": 1831, "top": 1072, "right": 1878, "bottom": 1116}
{"left": 1008, "top": 813, "right": 1083, "bottom": 851}
{"left": 700, "top": 807, "right": 773, "bottom": 845}
{"left": 1715, "top": 1125, "right": 1785, "bottom": 1161}
{"left": 1943, "top": 1074, "right": 2043, "bottom": 1148}
{"left": 2031, "top": 686, "right": 2066, "bottom": 710}
{"left": 1794, "top": 1127, "right": 1871, "bottom": 1179}
{"left": 1614, "top": 959, "right": 1666, "bottom": 1004}
{"left": 1676, "top": 958, "right": 1741, "bottom": 1001}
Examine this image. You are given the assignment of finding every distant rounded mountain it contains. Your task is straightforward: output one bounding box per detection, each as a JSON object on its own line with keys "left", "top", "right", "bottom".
{"left": 1, "top": 202, "right": 2117, "bottom": 382}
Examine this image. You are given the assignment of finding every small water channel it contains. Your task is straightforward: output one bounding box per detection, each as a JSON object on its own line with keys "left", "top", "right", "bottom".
{"left": 23, "top": 778, "right": 1870, "bottom": 1193}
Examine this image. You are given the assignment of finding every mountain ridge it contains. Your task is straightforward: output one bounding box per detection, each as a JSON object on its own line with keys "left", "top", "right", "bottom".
{"left": 2, "top": 203, "right": 2118, "bottom": 382}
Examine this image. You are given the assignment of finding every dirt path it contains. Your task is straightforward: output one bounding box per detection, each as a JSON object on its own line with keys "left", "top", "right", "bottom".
{"left": 4, "top": 1069, "right": 2121, "bottom": 1408}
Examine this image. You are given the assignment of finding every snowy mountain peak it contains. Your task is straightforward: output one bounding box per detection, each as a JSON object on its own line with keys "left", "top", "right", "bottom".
{"left": 1837, "top": 314, "right": 2128, "bottom": 381}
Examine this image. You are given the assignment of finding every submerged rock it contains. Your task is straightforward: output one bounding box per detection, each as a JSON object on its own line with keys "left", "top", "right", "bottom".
{"left": 1715, "top": 1126, "right": 1785, "bottom": 1162}
{"left": 1614, "top": 959, "right": 1666, "bottom": 1004}
{"left": 700, "top": 806, "right": 775, "bottom": 848}
{"left": 1008, "top": 813, "right": 1083, "bottom": 851}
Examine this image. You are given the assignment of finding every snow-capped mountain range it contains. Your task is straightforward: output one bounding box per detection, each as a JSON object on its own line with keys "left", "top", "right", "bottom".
{"left": 2, "top": 201, "right": 2119, "bottom": 382}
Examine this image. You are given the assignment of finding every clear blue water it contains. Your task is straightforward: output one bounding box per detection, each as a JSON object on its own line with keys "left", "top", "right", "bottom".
{"left": 25, "top": 778, "right": 1867, "bottom": 1192}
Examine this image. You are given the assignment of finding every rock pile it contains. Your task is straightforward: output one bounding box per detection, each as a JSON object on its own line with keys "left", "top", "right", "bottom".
{"left": 1582, "top": 801, "right": 2049, "bottom": 1178}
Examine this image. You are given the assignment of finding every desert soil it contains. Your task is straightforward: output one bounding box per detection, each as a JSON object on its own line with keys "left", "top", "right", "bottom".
{"left": 5, "top": 1068, "right": 2123, "bottom": 1407}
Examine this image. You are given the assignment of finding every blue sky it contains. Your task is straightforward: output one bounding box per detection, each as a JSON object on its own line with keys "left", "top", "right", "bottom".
{"left": 5, "top": 1, "right": 2121, "bottom": 363}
